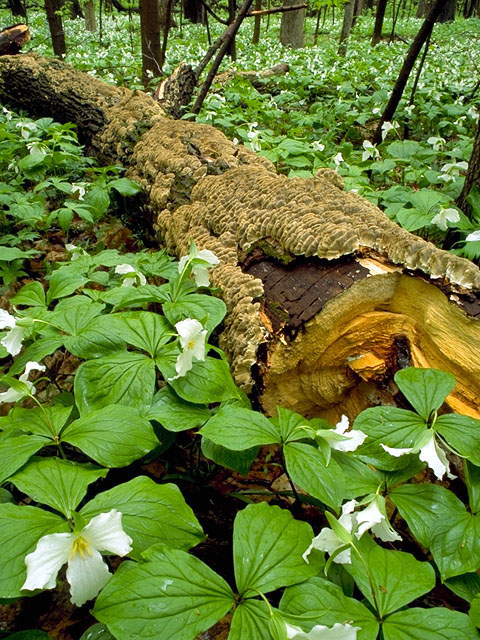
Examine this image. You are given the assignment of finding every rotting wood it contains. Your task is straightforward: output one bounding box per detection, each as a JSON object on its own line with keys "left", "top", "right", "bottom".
{"left": 1, "top": 53, "right": 480, "bottom": 424}
{"left": 0, "top": 24, "right": 30, "bottom": 55}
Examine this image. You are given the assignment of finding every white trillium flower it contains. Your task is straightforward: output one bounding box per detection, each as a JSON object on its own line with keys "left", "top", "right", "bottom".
{"left": 22, "top": 510, "right": 132, "bottom": 607}
{"left": 286, "top": 622, "right": 360, "bottom": 639}
{"left": 465, "top": 230, "right": 480, "bottom": 242}
{"left": 431, "top": 207, "right": 460, "bottom": 231}
{"left": 311, "top": 141, "right": 325, "bottom": 152}
{"left": 315, "top": 415, "right": 367, "bottom": 453}
{"left": 333, "top": 152, "right": 344, "bottom": 166}
{"left": 427, "top": 136, "right": 446, "bottom": 151}
{"left": 381, "top": 121, "right": 399, "bottom": 140}
{"left": 65, "top": 243, "right": 89, "bottom": 261}
{"left": 114, "top": 263, "right": 147, "bottom": 287}
{"left": 303, "top": 499, "right": 357, "bottom": 565}
{"left": 178, "top": 247, "right": 220, "bottom": 288}
{"left": 355, "top": 494, "right": 401, "bottom": 542}
{"left": 361, "top": 140, "right": 380, "bottom": 162}
{"left": 174, "top": 318, "right": 207, "bottom": 377}
{"left": 71, "top": 183, "right": 86, "bottom": 200}
{"left": 381, "top": 430, "right": 455, "bottom": 480}
{"left": 0, "top": 361, "right": 45, "bottom": 404}
{"left": 0, "top": 309, "right": 26, "bottom": 356}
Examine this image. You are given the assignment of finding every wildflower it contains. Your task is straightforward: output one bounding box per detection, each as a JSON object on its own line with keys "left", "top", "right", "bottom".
{"left": 438, "top": 161, "right": 468, "bottom": 183}
{"left": 431, "top": 207, "right": 460, "bottom": 231}
{"left": 381, "top": 120, "right": 399, "bottom": 140}
{"left": 286, "top": 622, "right": 360, "bottom": 639}
{"left": 71, "top": 183, "right": 86, "bottom": 200}
{"left": 22, "top": 510, "right": 132, "bottom": 607}
{"left": 311, "top": 141, "right": 325, "bottom": 152}
{"left": 16, "top": 120, "right": 37, "bottom": 139}
{"left": 65, "top": 243, "right": 88, "bottom": 261}
{"left": 303, "top": 500, "right": 356, "bottom": 565}
{"left": 174, "top": 318, "right": 207, "bottom": 377}
{"left": 315, "top": 415, "right": 367, "bottom": 453}
{"left": 178, "top": 245, "right": 219, "bottom": 287}
{"left": 333, "top": 152, "right": 344, "bottom": 166}
{"left": 427, "top": 136, "right": 446, "bottom": 151}
{"left": 247, "top": 122, "right": 261, "bottom": 152}
{"left": 361, "top": 140, "right": 380, "bottom": 162}
{"left": 114, "top": 264, "right": 147, "bottom": 287}
{"left": 0, "top": 310, "right": 35, "bottom": 356}
{"left": 466, "top": 230, "right": 480, "bottom": 242}
{"left": 381, "top": 430, "right": 455, "bottom": 480}
{"left": 0, "top": 361, "right": 45, "bottom": 404}
{"left": 2, "top": 107, "right": 12, "bottom": 121}
{"left": 355, "top": 494, "right": 401, "bottom": 542}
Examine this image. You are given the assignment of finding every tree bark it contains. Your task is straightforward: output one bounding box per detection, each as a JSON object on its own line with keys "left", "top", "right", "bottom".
{"left": 44, "top": 0, "right": 67, "bottom": 57}
{"left": 84, "top": 0, "right": 96, "bottom": 31}
{"left": 2, "top": 54, "right": 480, "bottom": 423}
{"left": 7, "top": 0, "right": 27, "bottom": 17}
{"left": 438, "top": 0, "right": 456, "bottom": 19}
{"left": 372, "top": 0, "right": 447, "bottom": 145}
{"left": 139, "top": 0, "right": 162, "bottom": 82}
{"left": 457, "top": 115, "right": 480, "bottom": 217}
{"left": 371, "top": 0, "right": 388, "bottom": 45}
{"left": 280, "top": 0, "right": 304, "bottom": 49}
{"left": 252, "top": 0, "right": 261, "bottom": 43}
{"left": 183, "top": 0, "right": 205, "bottom": 23}
{"left": 338, "top": 0, "right": 355, "bottom": 55}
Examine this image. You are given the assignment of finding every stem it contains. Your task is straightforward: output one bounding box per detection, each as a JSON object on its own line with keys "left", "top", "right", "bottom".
{"left": 281, "top": 447, "right": 302, "bottom": 507}
{"left": 351, "top": 541, "right": 382, "bottom": 619}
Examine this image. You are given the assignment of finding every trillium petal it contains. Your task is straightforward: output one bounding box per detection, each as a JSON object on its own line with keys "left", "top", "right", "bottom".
{"left": 115, "top": 264, "right": 135, "bottom": 276}
{"left": 83, "top": 510, "right": 132, "bottom": 556}
{"left": 175, "top": 350, "right": 193, "bottom": 377}
{"left": 178, "top": 255, "right": 188, "bottom": 274}
{"left": 307, "top": 623, "right": 360, "bottom": 639}
{"left": 0, "top": 387, "right": 23, "bottom": 404}
{"left": 381, "top": 443, "right": 414, "bottom": 457}
{"left": 67, "top": 546, "right": 111, "bottom": 606}
{"left": 466, "top": 230, "right": 480, "bottom": 242}
{"left": 330, "top": 428, "right": 367, "bottom": 452}
{"left": 21, "top": 361, "right": 45, "bottom": 380}
{"left": 303, "top": 528, "right": 351, "bottom": 564}
{"left": 175, "top": 318, "right": 204, "bottom": 345}
{"left": 355, "top": 500, "right": 384, "bottom": 539}
{"left": 1, "top": 324, "right": 25, "bottom": 356}
{"left": 418, "top": 433, "right": 455, "bottom": 480}
{"left": 192, "top": 264, "right": 211, "bottom": 287}
{"left": 0, "top": 310, "right": 16, "bottom": 330}
{"left": 22, "top": 533, "right": 73, "bottom": 591}
{"left": 371, "top": 517, "right": 402, "bottom": 542}
{"left": 196, "top": 249, "right": 220, "bottom": 267}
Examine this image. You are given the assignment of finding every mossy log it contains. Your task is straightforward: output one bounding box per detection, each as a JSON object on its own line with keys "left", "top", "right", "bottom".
{"left": 1, "top": 53, "right": 480, "bottom": 423}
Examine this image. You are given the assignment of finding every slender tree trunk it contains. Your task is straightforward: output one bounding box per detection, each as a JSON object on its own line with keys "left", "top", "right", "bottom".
{"left": 84, "top": 0, "right": 96, "bottom": 30}
{"left": 457, "top": 116, "right": 480, "bottom": 218}
{"left": 280, "top": 0, "right": 305, "bottom": 48}
{"left": 159, "top": 0, "right": 175, "bottom": 70}
{"left": 252, "top": 0, "right": 261, "bottom": 43}
{"left": 139, "top": 0, "right": 162, "bottom": 83}
{"left": 45, "top": 0, "right": 66, "bottom": 56}
{"left": 227, "top": 0, "right": 237, "bottom": 59}
{"left": 338, "top": 0, "right": 355, "bottom": 55}
{"left": 8, "top": 0, "right": 27, "bottom": 17}
{"left": 438, "top": 0, "right": 456, "bottom": 19}
{"left": 372, "top": 0, "right": 447, "bottom": 145}
{"left": 183, "top": 0, "right": 204, "bottom": 23}
{"left": 417, "top": 0, "right": 426, "bottom": 17}
{"left": 371, "top": 0, "right": 388, "bottom": 45}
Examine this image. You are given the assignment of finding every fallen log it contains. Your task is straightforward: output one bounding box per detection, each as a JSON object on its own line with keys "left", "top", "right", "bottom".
{"left": 1, "top": 53, "right": 480, "bottom": 424}
{"left": 0, "top": 24, "right": 30, "bottom": 55}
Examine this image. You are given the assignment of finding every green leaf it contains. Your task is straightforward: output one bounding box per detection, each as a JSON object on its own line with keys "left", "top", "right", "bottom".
{"left": 391, "top": 484, "right": 480, "bottom": 579}
{"left": 200, "top": 406, "right": 280, "bottom": 449}
{"left": 11, "top": 281, "right": 46, "bottom": 307}
{"left": 79, "top": 624, "right": 115, "bottom": 640}
{"left": 0, "top": 246, "right": 39, "bottom": 261}
{"left": 85, "top": 186, "right": 110, "bottom": 218}
{"left": 284, "top": 442, "right": 345, "bottom": 509}
{"left": 93, "top": 548, "right": 234, "bottom": 640}
{"left": 435, "top": 414, "right": 480, "bottom": 466}
{"left": 233, "top": 502, "right": 317, "bottom": 597}
{"left": 143, "top": 386, "right": 211, "bottom": 432}
{"left": 5, "top": 405, "right": 72, "bottom": 438}
{"left": 8, "top": 337, "right": 64, "bottom": 376}
{"left": 396, "top": 207, "right": 433, "bottom": 231}
{"left": 470, "top": 596, "right": 480, "bottom": 629}
{"left": 446, "top": 573, "right": 480, "bottom": 604}
{"left": 108, "top": 177, "right": 142, "bottom": 196}
{"left": 0, "top": 433, "right": 48, "bottom": 484}
{"left": 0, "top": 503, "right": 69, "bottom": 598}
{"left": 46, "top": 270, "right": 88, "bottom": 304}
{"left": 10, "top": 458, "right": 107, "bottom": 518}
{"left": 63, "top": 314, "right": 126, "bottom": 359}
{"left": 229, "top": 599, "right": 275, "bottom": 640}
{"left": 386, "top": 140, "right": 422, "bottom": 160}
{"left": 466, "top": 461, "right": 480, "bottom": 515}
{"left": 74, "top": 352, "right": 156, "bottom": 415}
{"left": 383, "top": 607, "right": 479, "bottom": 640}
{"left": 201, "top": 437, "right": 258, "bottom": 474}
{"left": 80, "top": 476, "right": 204, "bottom": 559}
{"left": 167, "top": 357, "right": 240, "bottom": 404}
{"left": 61, "top": 405, "right": 158, "bottom": 467}
{"left": 163, "top": 294, "right": 226, "bottom": 336}
{"left": 50, "top": 296, "right": 105, "bottom": 334}
{"left": 280, "top": 576, "right": 379, "bottom": 640}
{"left": 103, "top": 311, "right": 173, "bottom": 357}
{"left": 348, "top": 536, "right": 435, "bottom": 616}
{"left": 333, "top": 451, "right": 383, "bottom": 498}
{"left": 394, "top": 367, "right": 455, "bottom": 421}
{"left": 275, "top": 406, "right": 313, "bottom": 442}
{"left": 6, "top": 631, "right": 52, "bottom": 639}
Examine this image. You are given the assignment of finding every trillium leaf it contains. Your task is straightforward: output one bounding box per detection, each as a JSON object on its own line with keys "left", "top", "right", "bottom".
{"left": 5, "top": 405, "right": 72, "bottom": 438}
{"left": 435, "top": 414, "right": 480, "bottom": 466}
{"left": 79, "top": 624, "right": 115, "bottom": 640}
{"left": 0, "top": 503, "right": 69, "bottom": 598}
{"left": 201, "top": 437, "right": 259, "bottom": 475}
{"left": 280, "top": 576, "right": 379, "bottom": 640}
{"left": 11, "top": 281, "right": 46, "bottom": 307}
{"left": 8, "top": 337, "right": 64, "bottom": 376}
{"left": 332, "top": 451, "right": 382, "bottom": 499}
{"left": 74, "top": 352, "right": 156, "bottom": 415}
{"left": 348, "top": 536, "right": 435, "bottom": 616}
{"left": 382, "top": 607, "right": 479, "bottom": 640}
{"left": 101, "top": 311, "right": 173, "bottom": 357}
{"left": 229, "top": 599, "right": 275, "bottom": 640}
{"left": 80, "top": 476, "right": 204, "bottom": 559}
{"left": 284, "top": 442, "right": 345, "bottom": 509}
{"left": 63, "top": 317, "right": 126, "bottom": 359}
{"left": 391, "top": 484, "right": 480, "bottom": 579}
{"left": 61, "top": 405, "right": 158, "bottom": 467}
{"left": 470, "top": 596, "right": 480, "bottom": 629}
{"left": 166, "top": 357, "right": 240, "bottom": 404}
{"left": 200, "top": 406, "right": 280, "bottom": 449}
{"left": 354, "top": 406, "right": 424, "bottom": 470}
{"left": 50, "top": 296, "right": 105, "bottom": 334}
{"left": 465, "top": 461, "right": 480, "bottom": 515}
{"left": 10, "top": 457, "right": 108, "bottom": 518}
{"left": 233, "top": 502, "right": 317, "bottom": 597}
{"left": 274, "top": 406, "right": 312, "bottom": 442}
{"left": 0, "top": 433, "right": 48, "bottom": 484}
{"left": 445, "top": 573, "right": 480, "bottom": 604}
{"left": 163, "top": 294, "right": 227, "bottom": 336}
{"left": 46, "top": 270, "right": 89, "bottom": 304}
{"left": 93, "top": 548, "right": 234, "bottom": 640}
{"left": 144, "top": 386, "right": 211, "bottom": 432}
{"left": 394, "top": 367, "right": 455, "bottom": 421}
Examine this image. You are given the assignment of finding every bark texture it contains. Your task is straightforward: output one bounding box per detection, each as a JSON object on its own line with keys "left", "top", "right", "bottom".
{"left": 279, "top": 0, "right": 304, "bottom": 49}
{"left": 457, "top": 115, "right": 480, "bottom": 217}
{"left": 2, "top": 54, "right": 480, "bottom": 423}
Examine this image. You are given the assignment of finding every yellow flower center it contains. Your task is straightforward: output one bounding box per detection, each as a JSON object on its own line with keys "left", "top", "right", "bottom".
{"left": 71, "top": 536, "right": 93, "bottom": 560}
{"left": 187, "top": 340, "right": 195, "bottom": 350}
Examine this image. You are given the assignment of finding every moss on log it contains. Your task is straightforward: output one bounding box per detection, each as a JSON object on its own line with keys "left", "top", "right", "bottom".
{"left": 1, "top": 53, "right": 480, "bottom": 421}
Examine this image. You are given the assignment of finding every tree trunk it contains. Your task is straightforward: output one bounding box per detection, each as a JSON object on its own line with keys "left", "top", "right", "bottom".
{"left": 457, "top": 115, "right": 480, "bottom": 217}
{"left": 44, "top": 0, "right": 67, "bottom": 57}
{"left": 438, "top": 0, "right": 456, "bottom": 19}
{"left": 84, "top": 0, "right": 96, "bottom": 31}
{"left": 139, "top": 0, "right": 162, "bottom": 82}
{"left": 372, "top": 0, "right": 447, "bottom": 145}
{"left": 252, "top": 0, "right": 262, "bottom": 43}
{"left": 338, "top": 0, "right": 355, "bottom": 55}
{"left": 371, "top": 0, "right": 388, "bottom": 45}
{"left": 2, "top": 54, "right": 480, "bottom": 423}
{"left": 7, "top": 0, "right": 27, "bottom": 17}
{"left": 183, "top": 0, "right": 204, "bottom": 23}
{"left": 280, "top": 0, "right": 304, "bottom": 49}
